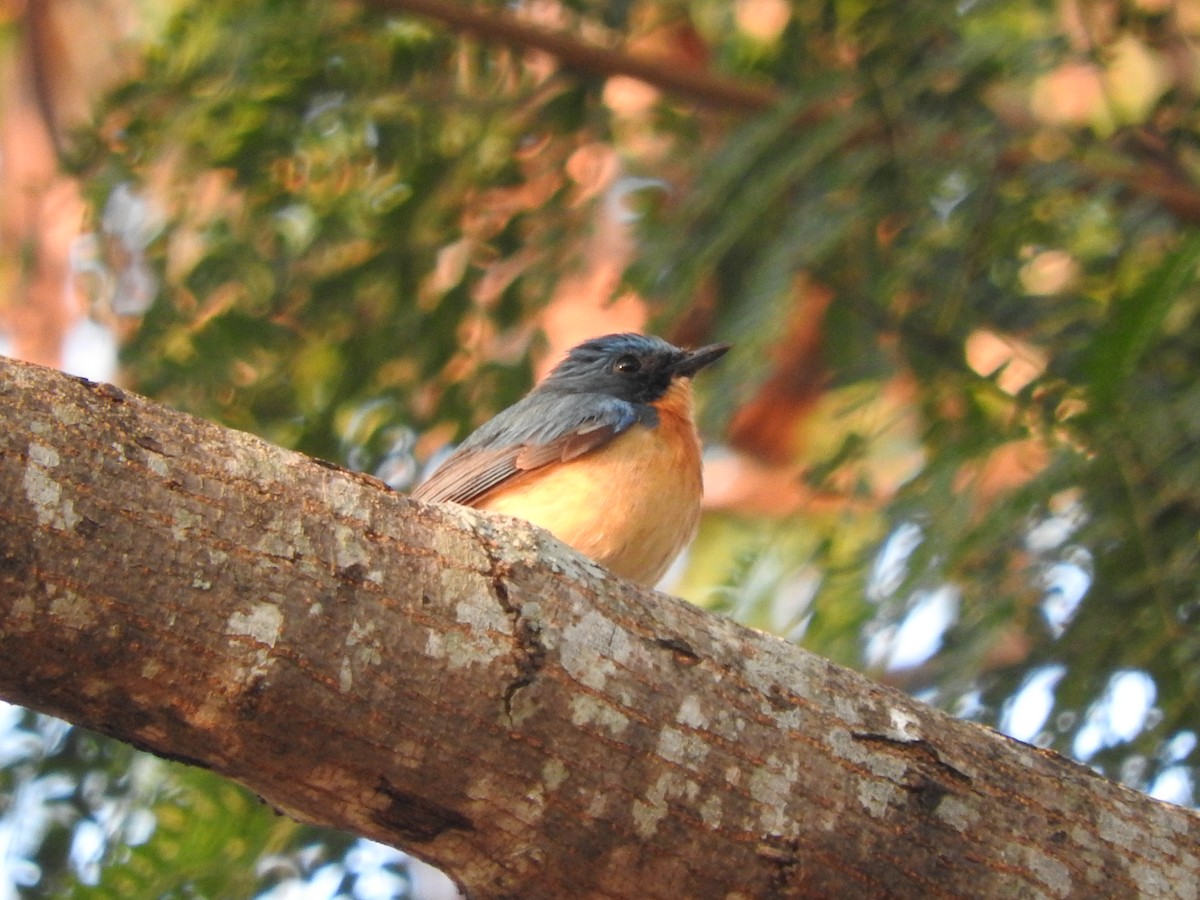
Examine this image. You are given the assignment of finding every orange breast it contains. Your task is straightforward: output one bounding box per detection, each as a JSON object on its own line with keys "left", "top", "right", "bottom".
{"left": 477, "top": 380, "right": 704, "bottom": 585}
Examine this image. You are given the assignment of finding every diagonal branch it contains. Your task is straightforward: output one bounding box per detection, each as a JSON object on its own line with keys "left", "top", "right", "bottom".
{"left": 365, "top": 0, "right": 779, "bottom": 110}
{"left": 0, "top": 355, "right": 1198, "bottom": 898}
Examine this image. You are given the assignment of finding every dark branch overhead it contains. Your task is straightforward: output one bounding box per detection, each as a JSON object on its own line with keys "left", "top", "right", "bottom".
{"left": 366, "top": 0, "right": 780, "bottom": 110}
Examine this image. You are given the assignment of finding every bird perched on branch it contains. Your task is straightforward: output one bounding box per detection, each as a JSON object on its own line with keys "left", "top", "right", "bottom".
{"left": 412, "top": 333, "right": 729, "bottom": 585}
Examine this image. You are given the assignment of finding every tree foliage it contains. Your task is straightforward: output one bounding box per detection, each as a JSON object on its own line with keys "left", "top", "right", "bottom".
{"left": 7, "top": 0, "right": 1200, "bottom": 892}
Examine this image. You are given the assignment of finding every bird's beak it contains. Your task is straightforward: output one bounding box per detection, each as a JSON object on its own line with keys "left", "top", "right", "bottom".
{"left": 671, "top": 342, "right": 731, "bottom": 378}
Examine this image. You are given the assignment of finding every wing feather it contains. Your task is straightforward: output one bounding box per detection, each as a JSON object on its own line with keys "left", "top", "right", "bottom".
{"left": 410, "top": 392, "right": 652, "bottom": 506}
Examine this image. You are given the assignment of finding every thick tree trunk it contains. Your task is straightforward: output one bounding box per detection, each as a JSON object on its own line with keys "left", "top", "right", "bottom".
{"left": 0, "top": 354, "right": 1197, "bottom": 898}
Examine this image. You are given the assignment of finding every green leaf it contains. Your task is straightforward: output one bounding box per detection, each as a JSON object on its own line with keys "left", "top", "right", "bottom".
{"left": 1082, "top": 231, "right": 1200, "bottom": 413}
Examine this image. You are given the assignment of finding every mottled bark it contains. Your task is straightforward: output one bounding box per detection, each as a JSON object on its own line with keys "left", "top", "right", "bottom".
{"left": 0, "top": 355, "right": 1197, "bottom": 899}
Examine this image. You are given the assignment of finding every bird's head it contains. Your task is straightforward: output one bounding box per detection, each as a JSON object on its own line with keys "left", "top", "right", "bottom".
{"left": 539, "top": 333, "right": 730, "bottom": 405}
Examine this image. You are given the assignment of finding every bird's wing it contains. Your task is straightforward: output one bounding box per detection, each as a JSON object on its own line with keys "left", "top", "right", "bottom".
{"left": 410, "top": 393, "right": 653, "bottom": 506}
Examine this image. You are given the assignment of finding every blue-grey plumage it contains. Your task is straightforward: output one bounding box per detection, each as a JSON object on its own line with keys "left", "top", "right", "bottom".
{"left": 411, "top": 333, "right": 729, "bottom": 584}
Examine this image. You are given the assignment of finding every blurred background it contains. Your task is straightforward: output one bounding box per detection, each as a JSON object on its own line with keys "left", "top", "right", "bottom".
{"left": 3, "top": 0, "right": 1200, "bottom": 896}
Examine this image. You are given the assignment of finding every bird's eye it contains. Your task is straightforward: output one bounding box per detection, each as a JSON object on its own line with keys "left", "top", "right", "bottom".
{"left": 613, "top": 355, "right": 642, "bottom": 375}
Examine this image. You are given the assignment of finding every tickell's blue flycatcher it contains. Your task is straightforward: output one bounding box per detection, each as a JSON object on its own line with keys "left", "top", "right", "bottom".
{"left": 412, "top": 333, "right": 729, "bottom": 585}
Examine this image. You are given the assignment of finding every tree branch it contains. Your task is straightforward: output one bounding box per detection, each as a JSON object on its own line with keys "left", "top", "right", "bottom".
{"left": 366, "top": 0, "right": 779, "bottom": 110}
{"left": 0, "top": 355, "right": 1197, "bottom": 898}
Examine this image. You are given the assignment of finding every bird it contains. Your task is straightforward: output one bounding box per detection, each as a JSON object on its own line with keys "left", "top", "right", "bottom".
{"left": 411, "top": 333, "right": 730, "bottom": 585}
